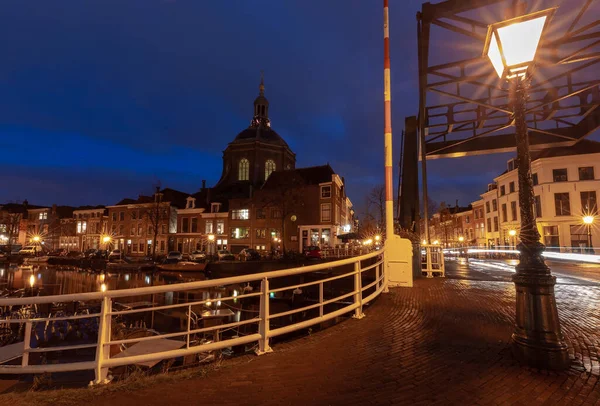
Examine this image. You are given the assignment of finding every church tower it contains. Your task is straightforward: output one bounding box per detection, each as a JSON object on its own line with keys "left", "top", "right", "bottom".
{"left": 214, "top": 74, "right": 296, "bottom": 193}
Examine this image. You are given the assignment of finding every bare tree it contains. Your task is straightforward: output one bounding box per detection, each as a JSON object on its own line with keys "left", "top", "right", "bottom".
{"left": 142, "top": 187, "right": 171, "bottom": 260}
{"left": 367, "top": 184, "right": 385, "bottom": 235}
{"left": 2, "top": 211, "right": 22, "bottom": 255}
{"left": 257, "top": 173, "right": 306, "bottom": 254}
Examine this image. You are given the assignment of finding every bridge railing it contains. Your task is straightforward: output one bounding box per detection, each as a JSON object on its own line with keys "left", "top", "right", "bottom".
{"left": 0, "top": 249, "right": 385, "bottom": 385}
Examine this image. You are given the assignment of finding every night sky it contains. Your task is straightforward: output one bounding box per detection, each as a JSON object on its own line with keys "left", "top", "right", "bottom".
{"left": 0, "top": 1, "right": 596, "bottom": 214}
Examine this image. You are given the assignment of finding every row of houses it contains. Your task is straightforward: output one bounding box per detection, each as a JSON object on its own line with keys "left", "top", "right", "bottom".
{"left": 0, "top": 79, "right": 356, "bottom": 257}
{"left": 424, "top": 140, "right": 600, "bottom": 252}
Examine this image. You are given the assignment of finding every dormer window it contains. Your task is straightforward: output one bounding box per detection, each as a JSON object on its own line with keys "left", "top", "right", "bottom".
{"left": 211, "top": 202, "right": 221, "bottom": 213}
{"left": 186, "top": 197, "right": 196, "bottom": 209}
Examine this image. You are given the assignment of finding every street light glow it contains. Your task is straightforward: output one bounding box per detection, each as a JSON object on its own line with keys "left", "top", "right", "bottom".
{"left": 509, "top": 229, "right": 517, "bottom": 237}
{"left": 583, "top": 215, "right": 594, "bottom": 225}
{"left": 484, "top": 9, "right": 555, "bottom": 79}
{"left": 102, "top": 235, "right": 112, "bottom": 244}
{"left": 29, "top": 275, "right": 35, "bottom": 288}
{"left": 31, "top": 235, "right": 41, "bottom": 243}
{"left": 375, "top": 235, "right": 381, "bottom": 242}
{"left": 458, "top": 236, "right": 464, "bottom": 242}
{"left": 208, "top": 234, "right": 215, "bottom": 242}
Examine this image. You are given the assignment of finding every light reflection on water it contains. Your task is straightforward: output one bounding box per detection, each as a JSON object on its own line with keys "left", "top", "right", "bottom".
{"left": 0, "top": 264, "right": 207, "bottom": 296}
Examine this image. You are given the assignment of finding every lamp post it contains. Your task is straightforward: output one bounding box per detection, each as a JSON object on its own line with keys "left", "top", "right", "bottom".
{"left": 508, "top": 229, "right": 517, "bottom": 251}
{"left": 583, "top": 215, "right": 594, "bottom": 254}
{"left": 102, "top": 235, "right": 112, "bottom": 259}
{"left": 484, "top": 6, "right": 568, "bottom": 370}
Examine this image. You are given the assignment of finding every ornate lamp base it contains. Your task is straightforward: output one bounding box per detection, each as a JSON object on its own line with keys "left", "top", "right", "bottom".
{"left": 512, "top": 272, "right": 570, "bottom": 370}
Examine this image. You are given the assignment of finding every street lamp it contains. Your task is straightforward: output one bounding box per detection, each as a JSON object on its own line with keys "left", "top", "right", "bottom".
{"left": 508, "top": 229, "right": 517, "bottom": 250}
{"left": 484, "top": 7, "right": 568, "bottom": 370}
{"left": 207, "top": 234, "right": 215, "bottom": 257}
{"left": 583, "top": 215, "right": 595, "bottom": 254}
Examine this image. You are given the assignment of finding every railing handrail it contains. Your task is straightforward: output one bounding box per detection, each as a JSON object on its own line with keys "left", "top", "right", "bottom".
{"left": 0, "top": 250, "right": 382, "bottom": 307}
{"left": 0, "top": 249, "right": 388, "bottom": 385}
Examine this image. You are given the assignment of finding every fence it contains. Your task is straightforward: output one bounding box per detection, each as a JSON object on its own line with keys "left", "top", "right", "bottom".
{"left": 0, "top": 249, "right": 385, "bottom": 385}
{"left": 421, "top": 245, "right": 445, "bottom": 277}
{"left": 320, "top": 246, "right": 372, "bottom": 259}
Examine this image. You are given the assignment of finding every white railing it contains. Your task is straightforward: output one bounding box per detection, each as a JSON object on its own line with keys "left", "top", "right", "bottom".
{"left": 320, "top": 246, "right": 372, "bottom": 259}
{"left": 421, "top": 245, "right": 445, "bottom": 277}
{"left": 0, "top": 250, "right": 385, "bottom": 385}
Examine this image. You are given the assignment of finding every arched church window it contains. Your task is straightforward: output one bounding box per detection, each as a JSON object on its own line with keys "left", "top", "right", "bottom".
{"left": 239, "top": 158, "right": 249, "bottom": 181}
{"left": 265, "top": 160, "right": 276, "bottom": 181}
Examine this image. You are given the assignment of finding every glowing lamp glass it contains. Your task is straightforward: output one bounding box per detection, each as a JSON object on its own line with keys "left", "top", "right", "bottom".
{"left": 485, "top": 10, "right": 553, "bottom": 79}
{"left": 583, "top": 216, "right": 594, "bottom": 225}
{"left": 497, "top": 16, "right": 546, "bottom": 68}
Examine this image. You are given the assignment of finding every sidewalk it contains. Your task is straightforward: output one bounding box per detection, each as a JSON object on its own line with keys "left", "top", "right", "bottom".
{"left": 3, "top": 276, "right": 599, "bottom": 405}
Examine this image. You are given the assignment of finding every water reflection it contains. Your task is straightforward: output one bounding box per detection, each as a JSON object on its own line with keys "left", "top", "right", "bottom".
{"left": 0, "top": 264, "right": 207, "bottom": 296}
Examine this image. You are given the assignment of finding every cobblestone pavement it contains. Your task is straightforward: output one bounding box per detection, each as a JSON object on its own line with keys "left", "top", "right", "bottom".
{"left": 81, "top": 272, "right": 600, "bottom": 406}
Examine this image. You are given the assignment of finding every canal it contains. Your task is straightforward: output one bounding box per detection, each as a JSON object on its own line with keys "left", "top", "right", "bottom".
{"left": 0, "top": 263, "right": 206, "bottom": 296}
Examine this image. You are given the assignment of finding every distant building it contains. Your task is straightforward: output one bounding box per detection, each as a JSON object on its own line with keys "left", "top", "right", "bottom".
{"left": 471, "top": 199, "right": 486, "bottom": 248}
{"left": 71, "top": 206, "right": 107, "bottom": 251}
{"left": 481, "top": 140, "right": 600, "bottom": 252}
{"left": 106, "top": 188, "right": 185, "bottom": 257}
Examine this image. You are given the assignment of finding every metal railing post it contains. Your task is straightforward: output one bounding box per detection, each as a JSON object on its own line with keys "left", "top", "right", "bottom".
{"left": 319, "top": 282, "right": 324, "bottom": 317}
{"left": 383, "top": 250, "right": 389, "bottom": 293}
{"left": 92, "top": 296, "right": 112, "bottom": 385}
{"left": 440, "top": 247, "right": 446, "bottom": 277}
{"left": 187, "top": 304, "right": 192, "bottom": 349}
{"left": 256, "top": 277, "right": 273, "bottom": 355}
{"left": 353, "top": 261, "right": 365, "bottom": 319}
{"left": 426, "top": 246, "right": 433, "bottom": 278}
{"left": 375, "top": 257, "right": 381, "bottom": 290}
{"left": 21, "top": 321, "right": 32, "bottom": 367}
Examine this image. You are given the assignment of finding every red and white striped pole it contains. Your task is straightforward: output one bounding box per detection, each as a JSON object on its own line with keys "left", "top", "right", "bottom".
{"left": 383, "top": 0, "right": 393, "bottom": 290}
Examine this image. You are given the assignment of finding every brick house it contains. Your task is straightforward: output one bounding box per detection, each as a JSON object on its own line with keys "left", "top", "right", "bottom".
{"left": 174, "top": 190, "right": 228, "bottom": 255}
{"left": 227, "top": 165, "right": 355, "bottom": 254}
{"left": 107, "top": 188, "right": 186, "bottom": 257}
{"left": 72, "top": 206, "right": 107, "bottom": 251}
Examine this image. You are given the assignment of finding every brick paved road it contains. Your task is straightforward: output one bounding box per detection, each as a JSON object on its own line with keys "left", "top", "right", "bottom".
{"left": 81, "top": 273, "right": 600, "bottom": 406}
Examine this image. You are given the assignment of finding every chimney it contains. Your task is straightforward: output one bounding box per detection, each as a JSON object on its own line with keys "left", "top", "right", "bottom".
{"left": 23, "top": 199, "right": 28, "bottom": 209}
{"left": 202, "top": 180, "right": 206, "bottom": 191}
{"left": 52, "top": 204, "right": 57, "bottom": 215}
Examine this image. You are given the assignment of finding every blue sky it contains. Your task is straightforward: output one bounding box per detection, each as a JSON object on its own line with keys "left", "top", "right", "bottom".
{"left": 0, "top": 0, "right": 595, "bottom": 214}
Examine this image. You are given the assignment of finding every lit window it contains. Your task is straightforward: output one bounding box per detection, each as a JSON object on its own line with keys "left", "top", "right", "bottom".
{"left": 321, "top": 185, "right": 331, "bottom": 198}
{"left": 265, "top": 160, "right": 276, "bottom": 180}
{"left": 230, "top": 227, "right": 249, "bottom": 239}
{"left": 216, "top": 221, "right": 224, "bottom": 234}
{"left": 232, "top": 209, "right": 249, "bottom": 220}
{"left": 238, "top": 158, "right": 249, "bottom": 181}
{"left": 206, "top": 221, "right": 213, "bottom": 234}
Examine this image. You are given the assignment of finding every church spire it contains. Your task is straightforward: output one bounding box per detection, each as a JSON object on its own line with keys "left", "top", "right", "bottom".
{"left": 259, "top": 70, "right": 265, "bottom": 96}
{"left": 252, "top": 71, "right": 270, "bottom": 128}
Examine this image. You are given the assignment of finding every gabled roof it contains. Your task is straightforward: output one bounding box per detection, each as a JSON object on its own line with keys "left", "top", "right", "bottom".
{"left": 113, "top": 188, "right": 190, "bottom": 209}
{"left": 262, "top": 164, "right": 335, "bottom": 190}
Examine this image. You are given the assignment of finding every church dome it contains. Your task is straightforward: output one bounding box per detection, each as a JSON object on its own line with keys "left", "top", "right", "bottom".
{"left": 232, "top": 126, "right": 289, "bottom": 147}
